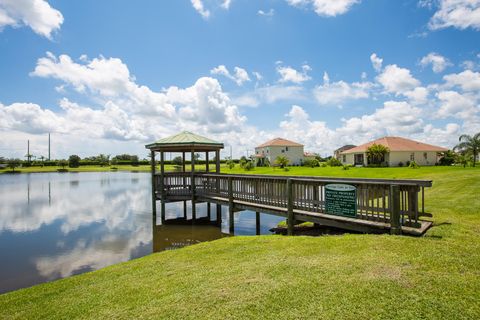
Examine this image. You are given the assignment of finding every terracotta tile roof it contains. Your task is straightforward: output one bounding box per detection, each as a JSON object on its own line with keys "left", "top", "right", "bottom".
{"left": 334, "top": 145, "right": 356, "bottom": 153}
{"left": 256, "top": 137, "right": 303, "bottom": 148}
{"left": 341, "top": 136, "right": 448, "bottom": 153}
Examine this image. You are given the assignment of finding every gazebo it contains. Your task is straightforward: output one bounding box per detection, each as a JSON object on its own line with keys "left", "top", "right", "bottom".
{"left": 145, "top": 131, "right": 224, "bottom": 223}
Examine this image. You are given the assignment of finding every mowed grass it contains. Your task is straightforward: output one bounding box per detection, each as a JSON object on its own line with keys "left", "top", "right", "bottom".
{"left": 1, "top": 166, "right": 479, "bottom": 319}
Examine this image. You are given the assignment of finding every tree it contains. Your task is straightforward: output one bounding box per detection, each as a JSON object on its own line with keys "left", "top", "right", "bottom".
{"left": 239, "top": 156, "right": 248, "bottom": 168}
{"left": 7, "top": 158, "right": 21, "bottom": 172}
{"left": 226, "top": 159, "right": 235, "bottom": 169}
{"left": 454, "top": 133, "right": 480, "bottom": 167}
{"left": 68, "top": 155, "right": 81, "bottom": 168}
{"left": 275, "top": 155, "right": 289, "bottom": 168}
{"left": 366, "top": 144, "right": 390, "bottom": 165}
{"left": 96, "top": 154, "right": 110, "bottom": 167}
{"left": 172, "top": 156, "right": 183, "bottom": 166}
{"left": 438, "top": 150, "right": 455, "bottom": 166}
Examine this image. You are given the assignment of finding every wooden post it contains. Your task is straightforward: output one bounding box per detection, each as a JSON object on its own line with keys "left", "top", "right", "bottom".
{"left": 215, "top": 149, "right": 221, "bottom": 225}
{"left": 191, "top": 150, "right": 196, "bottom": 220}
{"left": 215, "top": 150, "right": 220, "bottom": 173}
{"left": 256, "top": 211, "right": 260, "bottom": 235}
{"left": 408, "top": 186, "right": 419, "bottom": 224}
{"left": 228, "top": 176, "right": 234, "bottom": 234}
{"left": 150, "top": 150, "right": 156, "bottom": 216}
{"left": 207, "top": 202, "right": 211, "bottom": 220}
{"left": 183, "top": 200, "right": 187, "bottom": 219}
{"left": 287, "top": 178, "right": 294, "bottom": 236}
{"left": 390, "top": 185, "right": 401, "bottom": 235}
{"left": 160, "top": 151, "right": 165, "bottom": 223}
{"left": 206, "top": 151, "right": 209, "bottom": 172}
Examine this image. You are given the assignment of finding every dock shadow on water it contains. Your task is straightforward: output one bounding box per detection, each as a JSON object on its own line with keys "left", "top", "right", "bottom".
{"left": 0, "top": 172, "right": 283, "bottom": 294}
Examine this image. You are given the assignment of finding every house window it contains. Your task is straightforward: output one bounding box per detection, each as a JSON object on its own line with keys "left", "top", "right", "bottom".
{"left": 423, "top": 152, "right": 428, "bottom": 159}
{"left": 410, "top": 153, "right": 415, "bottom": 161}
{"left": 342, "top": 155, "right": 346, "bottom": 162}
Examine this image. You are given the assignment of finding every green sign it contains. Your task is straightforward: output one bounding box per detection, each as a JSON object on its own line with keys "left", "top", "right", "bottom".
{"left": 325, "top": 184, "right": 357, "bottom": 217}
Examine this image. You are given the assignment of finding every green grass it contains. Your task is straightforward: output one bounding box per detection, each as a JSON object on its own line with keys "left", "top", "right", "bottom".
{"left": 1, "top": 166, "right": 479, "bottom": 319}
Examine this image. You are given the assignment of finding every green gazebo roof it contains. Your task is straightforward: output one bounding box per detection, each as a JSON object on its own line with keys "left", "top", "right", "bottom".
{"left": 145, "top": 131, "right": 224, "bottom": 151}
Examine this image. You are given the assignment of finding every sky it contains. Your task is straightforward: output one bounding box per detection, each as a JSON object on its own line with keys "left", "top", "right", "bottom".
{"left": 0, "top": 0, "right": 480, "bottom": 159}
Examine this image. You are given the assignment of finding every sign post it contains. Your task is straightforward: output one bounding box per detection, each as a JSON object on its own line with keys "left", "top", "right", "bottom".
{"left": 325, "top": 184, "right": 357, "bottom": 217}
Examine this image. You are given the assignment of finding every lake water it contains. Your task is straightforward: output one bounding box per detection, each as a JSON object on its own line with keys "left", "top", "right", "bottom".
{"left": 0, "top": 172, "right": 283, "bottom": 294}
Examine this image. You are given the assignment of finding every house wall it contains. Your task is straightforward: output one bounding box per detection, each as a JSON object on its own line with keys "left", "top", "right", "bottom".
{"left": 340, "top": 151, "right": 440, "bottom": 166}
{"left": 255, "top": 145, "right": 304, "bottom": 165}
{"left": 388, "top": 151, "right": 439, "bottom": 166}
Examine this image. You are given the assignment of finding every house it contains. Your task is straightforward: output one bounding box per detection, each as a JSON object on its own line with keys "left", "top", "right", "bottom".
{"left": 255, "top": 138, "right": 304, "bottom": 166}
{"left": 303, "top": 152, "right": 317, "bottom": 161}
{"left": 339, "top": 136, "right": 448, "bottom": 166}
{"left": 334, "top": 145, "right": 356, "bottom": 160}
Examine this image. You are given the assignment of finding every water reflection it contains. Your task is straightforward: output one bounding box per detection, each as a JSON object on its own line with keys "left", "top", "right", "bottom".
{"left": 0, "top": 172, "right": 283, "bottom": 294}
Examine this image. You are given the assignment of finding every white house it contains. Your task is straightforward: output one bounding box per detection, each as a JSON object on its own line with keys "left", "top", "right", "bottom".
{"left": 339, "top": 136, "right": 448, "bottom": 166}
{"left": 255, "top": 138, "right": 304, "bottom": 166}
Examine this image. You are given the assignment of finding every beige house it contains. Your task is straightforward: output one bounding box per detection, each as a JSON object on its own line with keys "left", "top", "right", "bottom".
{"left": 339, "top": 136, "right": 448, "bottom": 166}
{"left": 334, "top": 145, "right": 356, "bottom": 160}
{"left": 255, "top": 138, "right": 304, "bottom": 166}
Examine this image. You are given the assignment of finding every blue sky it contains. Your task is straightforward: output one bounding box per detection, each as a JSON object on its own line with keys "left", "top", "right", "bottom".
{"left": 1, "top": 0, "right": 480, "bottom": 158}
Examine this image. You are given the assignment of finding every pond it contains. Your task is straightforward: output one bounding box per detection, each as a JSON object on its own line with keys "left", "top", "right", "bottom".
{"left": 0, "top": 172, "right": 283, "bottom": 294}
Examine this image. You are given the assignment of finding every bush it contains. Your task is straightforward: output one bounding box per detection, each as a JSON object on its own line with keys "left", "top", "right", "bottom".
{"left": 342, "top": 165, "right": 350, "bottom": 170}
{"left": 321, "top": 162, "right": 327, "bottom": 167}
{"left": 326, "top": 158, "right": 342, "bottom": 167}
{"left": 409, "top": 161, "right": 419, "bottom": 169}
{"left": 303, "top": 159, "right": 319, "bottom": 168}
{"left": 439, "top": 150, "right": 455, "bottom": 166}
{"left": 398, "top": 161, "right": 404, "bottom": 167}
{"left": 68, "top": 155, "right": 81, "bottom": 168}
{"left": 244, "top": 161, "right": 254, "bottom": 171}
{"left": 226, "top": 159, "right": 235, "bottom": 169}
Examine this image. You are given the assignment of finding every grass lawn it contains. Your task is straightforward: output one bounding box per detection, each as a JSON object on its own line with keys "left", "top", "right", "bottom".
{"left": 0, "top": 166, "right": 479, "bottom": 319}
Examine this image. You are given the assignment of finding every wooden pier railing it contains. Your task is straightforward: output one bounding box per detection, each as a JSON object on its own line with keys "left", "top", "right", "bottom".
{"left": 155, "top": 172, "right": 432, "bottom": 235}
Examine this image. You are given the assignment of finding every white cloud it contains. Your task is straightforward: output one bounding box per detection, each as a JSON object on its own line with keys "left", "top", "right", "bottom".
{"left": 191, "top": 0, "right": 232, "bottom": 19}
{"left": 258, "top": 9, "right": 275, "bottom": 17}
{"left": 191, "top": 0, "right": 210, "bottom": 19}
{"left": 277, "top": 64, "right": 312, "bottom": 84}
{"left": 286, "top": 0, "right": 360, "bottom": 17}
{"left": 427, "top": 0, "right": 480, "bottom": 30}
{"left": 443, "top": 69, "right": 480, "bottom": 91}
{"left": 234, "top": 84, "right": 306, "bottom": 107}
{"left": 370, "top": 53, "right": 383, "bottom": 72}
{"left": 313, "top": 72, "right": 372, "bottom": 105}
{"left": 0, "top": 0, "right": 63, "bottom": 39}
{"left": 377, "top": 64, "right": 421, "bottom": 94}
{"left": 436, "top": 90, "right": 479, "bottom": 119}
{"left": 403, "top": 87, "right": 430, "bottom": 105}
{"left": 420, "top": 52, "right": 452, "bottom": 73}
{"left": 210, "top": 65, "right": 251, "bottom": 86}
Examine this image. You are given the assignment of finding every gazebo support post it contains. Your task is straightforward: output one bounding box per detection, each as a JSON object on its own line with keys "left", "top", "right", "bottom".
{"left": 150, "top": 150, "right": 156, "bottom": 217}
{"left": 160, "top": 151, "right": 165, "bottom": 223}
{"left": 256, "top": 212, "right": 261, "bottom": 235}
{"left": 191, "top": 150, "right": 196, "bottom": 221}
{"left": 206, "top": 151, "right": 209, "bottom": 172}
{"left": 215, "top": 150, "right": 222, "bottom": 225}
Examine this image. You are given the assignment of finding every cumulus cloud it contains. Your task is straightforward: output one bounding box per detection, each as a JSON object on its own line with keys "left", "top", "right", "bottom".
{"left": 370, "top": 53, "right": 383, "bottom": 72}
{"left": 277, "top": 64, "right": 312, "bottom": 84}
{"left": 436, "top": 90, "right": 479, "bottom": 119}
{"left": 312, "top": 72, "right": 373, "bottom": 105}
{"left": 443, "top": 69, "right": 480, "bottom": 91}
{"left": 377, "top": 64, "right": 421, "bottom": 94}
{"left": 0, "top": 53, "right": 250, "bottom": 155}
{"left": 190, "top": 0, "right": 232, "bottom": 19}
{"left": 427, "top": 0, "right": 480, "bottom": 30}
{"left": 286, "top": 0, "right": 360, "bottom": 17}
{"left": 420, "top": 52, "right": 452, "bottom": 73}
{"left": 210, "top": 65, "right": 251, "bottom": 85}
{"left": 0, "top": 0, "right": 63, "bottom": 39}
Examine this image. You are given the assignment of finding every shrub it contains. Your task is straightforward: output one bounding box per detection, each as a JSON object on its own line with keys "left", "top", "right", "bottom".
{"left": 406, "top": 161, "right": 411, "bottom": 167}
{"left": 409, "top": 161, "right": 419, "bottom": 169}
{"left": 326, "top": 158, "right": 342, "bottom": 167}
{"left": 244, "top": 161, "right": 254, "bottom": 171}
{"left": 398, "top": 161, "right": 404, "bottom": 167}
{"left": 303, "top": 159, "right": 319, "bottom": 168}
{"left": 342, "top": 165, "right": 350, "bottom": 170}
{"left": 321, "top": 162, "right": 327, "bottom": 167}
{"left": 226, "top": 159, "right": 235, "bottom": 169}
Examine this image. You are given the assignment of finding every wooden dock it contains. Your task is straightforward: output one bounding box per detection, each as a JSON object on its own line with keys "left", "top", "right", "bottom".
{"left": 154, "top": 172, "right": 433, "bottom": 236}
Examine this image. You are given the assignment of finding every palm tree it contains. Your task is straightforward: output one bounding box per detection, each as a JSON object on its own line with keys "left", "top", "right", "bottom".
{"left": 366, "top": 144, "right": 390, "bottom": 165}
{"left": 454, "top": 133, "right": 480, "bottom": 167}
{"left": 275, "top": 155, "right": 289, "bottom": 169}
